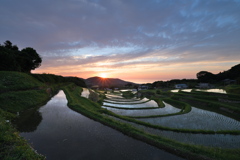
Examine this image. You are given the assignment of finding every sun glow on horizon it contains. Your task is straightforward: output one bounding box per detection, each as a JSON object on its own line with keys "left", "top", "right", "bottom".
{"left": 100, "top": 73, "right": 107, "bottom": 78}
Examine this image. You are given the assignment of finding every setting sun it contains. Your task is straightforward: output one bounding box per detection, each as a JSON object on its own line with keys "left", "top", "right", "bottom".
{"left": 100, "top": 73, "right": 107, "bottom": 78}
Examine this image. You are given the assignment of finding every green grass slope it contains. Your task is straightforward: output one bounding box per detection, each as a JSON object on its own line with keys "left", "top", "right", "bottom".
{"left": 0, "top": 71, "right": 43, "bottom": 92}
{"left": 0, "top": 71, "right": 54, "bottom": 160}
{"left": 225, "top": 85, "right": 240, "bottom": 95}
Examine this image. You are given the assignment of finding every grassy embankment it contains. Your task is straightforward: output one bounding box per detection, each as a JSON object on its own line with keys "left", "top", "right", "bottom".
{"left": 225, "top": 85, "right": 240, "bottom": 95}
{"left": 62, "top": 84, "right": 240, "bottom": 160}
{"left": 0, "top": 72, "right": 50, "bottom": 160}
{"left": 0, "top": 71, "right": 86, "bottom": 160}
{"left": 121, "top": 90, "right": 135, "bottom": 99}
{"left": 0, "top": 109, "right": 45, "bottom": 160}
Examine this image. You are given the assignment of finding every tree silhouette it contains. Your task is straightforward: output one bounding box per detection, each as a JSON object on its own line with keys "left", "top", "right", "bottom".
{"left": 4, "top": 40, "right": 13, "bottom": 49}
{"left": 196, "top": 71, "right": 216, "bottom": 83}
{"left": 20, "top": 48, "right": 42, "bottom": 73}
{"left": 0, "top": 40, "right": 42, "bottom": 73}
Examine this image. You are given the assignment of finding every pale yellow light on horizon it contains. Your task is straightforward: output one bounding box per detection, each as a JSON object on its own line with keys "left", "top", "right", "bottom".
{"left": 99, "top": 73, "right": 107, "bottom": 78}
{"left": 32, "top": 59, "right": 239, "bottom": 83}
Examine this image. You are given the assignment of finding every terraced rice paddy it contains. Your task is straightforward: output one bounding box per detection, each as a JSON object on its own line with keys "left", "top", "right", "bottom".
{"left": 106, "top": 115, "right": 240, "bottom": 148}
{"left": 102, "top": 91, "right": 240, "bottom": 149}
{"left": 104, "top": 98, "right": 149, "bottom": 104}
{"left": 103, "top": 100, "right": 158, "bottom": 108}
{"left": 102, "top": 102, "right": 180, "bottom": 117}
{"left": 138, "top": 107, "right": 240, "bottom": 131}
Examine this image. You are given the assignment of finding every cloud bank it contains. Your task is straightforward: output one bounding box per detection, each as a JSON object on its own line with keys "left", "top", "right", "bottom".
{"left": 1, "top": 0, "right": 240, "bottom": 82}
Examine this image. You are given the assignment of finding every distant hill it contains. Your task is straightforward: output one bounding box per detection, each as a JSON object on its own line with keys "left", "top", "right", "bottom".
{"left": 197, "top": 63, "right": 240, "bottom": 83}
{"left": 85, "top": 76, "right": 137, "bottom": 88}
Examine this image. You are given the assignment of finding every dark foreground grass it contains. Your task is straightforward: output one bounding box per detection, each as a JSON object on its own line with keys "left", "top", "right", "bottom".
{"left": 0, "top": 87, "right": 59, "bottom": 160}
{"left": 0, "top": 71, "right": 64, "bottom": 160}
{"left": 62, "top": 84, "right": 240, "bottom": 160}
{"left": 0, "top": 109, "right": 45, "bottom": 160}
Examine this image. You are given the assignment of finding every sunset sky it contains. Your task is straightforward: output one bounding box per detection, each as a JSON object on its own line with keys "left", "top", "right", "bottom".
{"left": 1, "top": 0, "right": 240, "bottom": 83}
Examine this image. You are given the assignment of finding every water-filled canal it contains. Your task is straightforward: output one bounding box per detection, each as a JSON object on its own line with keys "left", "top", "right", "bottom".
{"left": 17, "top": 91, "right": 183, "bottom": 160}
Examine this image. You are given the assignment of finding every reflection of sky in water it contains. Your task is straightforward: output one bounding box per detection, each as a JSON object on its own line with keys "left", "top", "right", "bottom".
{"left": 104, "top": 98, "right": 149, "bottom": 104}
{"left": 171, "top": 89, "right": 227, "bottom": 94}
{"left": 171, "top": 89, "right": 193, "bottom": 93}
{"left": 102, "top": 102, "right": 180, "bottom": 117}
{"left": 81, "top": 88, "right": 90, "bottom": 98}
{"left": 196, "top": 89, "right": 227, "bottom": 94}
{"left": 20, "top": 91, "right": 182, "bottom": 160}
{"left": 109, "top": 116, "right": 240, "bottom": 149}
{"left": 103, "top": 91, "right": 240, "bottom": 149}
{"left": 138, "top": 107, "right": 240, "bottom": 131}
{"left": 103, "top": 100, "right": 158, "bottom": 108}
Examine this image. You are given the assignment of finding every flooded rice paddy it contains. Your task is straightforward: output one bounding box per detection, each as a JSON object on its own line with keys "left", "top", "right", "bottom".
{"left": 103, "top": 100, "right": 158, "bottom": 108}
{"left": 137, "top": 106, "right": 240, "bottom": 131}
{"left": 102, "top": 102, "right": 181, "bottom": 117}
{"left": 18, "top": 91, "right": 183, "bottom": 160}
{"left": 102, "top": 91, "right": 240, "bottom": 149}
{"left": 107, "top": 115, "right": 240, "bottom": 148}
{"left": 104, "top": 97, "right": 149, "bottom": 104}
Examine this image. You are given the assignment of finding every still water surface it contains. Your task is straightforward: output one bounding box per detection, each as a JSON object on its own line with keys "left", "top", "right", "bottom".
{"left": 19, "top": 91, "right": 183, "bottom": 160}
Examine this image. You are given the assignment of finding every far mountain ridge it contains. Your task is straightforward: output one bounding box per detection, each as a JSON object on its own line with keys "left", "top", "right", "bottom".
{"left": 85, "top": 76, "right": 137, "bottom": 88}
